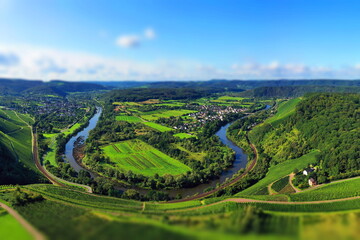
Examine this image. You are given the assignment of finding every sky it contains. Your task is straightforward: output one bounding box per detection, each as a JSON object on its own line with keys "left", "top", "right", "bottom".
{"left": 1, "top": 0, "right": 360, "bottom": 81}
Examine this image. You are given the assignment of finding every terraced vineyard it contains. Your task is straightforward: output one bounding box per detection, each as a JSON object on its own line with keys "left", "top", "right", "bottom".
{"left": 0, "top": 109, "right": 35, "bottom": 171}
{"left": 101, "top": 139, "right": 191, "bottom": 176}
{"left": 289, "top": 177, "right": 360, "bottom": 201}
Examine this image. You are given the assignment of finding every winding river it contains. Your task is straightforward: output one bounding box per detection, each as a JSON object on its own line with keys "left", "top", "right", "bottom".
{"left": 64, "top": 105, "right": 270, "bottom": 197}
{"left": 64, "top": 107, "right": 102, "bottom": 176}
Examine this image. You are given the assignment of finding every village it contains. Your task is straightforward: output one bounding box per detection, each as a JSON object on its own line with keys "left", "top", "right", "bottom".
{"left": 172, "top": 104, "right": 246, "bottom": 132}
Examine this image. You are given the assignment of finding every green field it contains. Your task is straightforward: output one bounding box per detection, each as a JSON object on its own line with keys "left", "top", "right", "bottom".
{"left": 142, "top": 122, "right": 173, "bottom": 132}
{"left": 42, "top": 134, "right": 58, "bottom": 166}
{"left": 101, "top": 139, "right": 191, "bottom": 176}
{"left": 0, "top": 209, "right": 33, "bottom": 240}
{"left": 140, "top": 109, "right": 196, "bottom": 121}
{"left": 116, "top": 115, "right": 143, "bottom": 122}
{"left": 289, "top": 177, "right": 360, "bottom": 201}
{"left": 0, "top": 109, "right": 35, "bottom": 171}
{"left": 63, "top": 123, "right": 82, "bottom": 136}
{"left": 264, "top": 98, "right": 302, "bottom": 126}
{"left": 237, "top": 150, "right": 319, "bottom": 196}
{"left": 173, "top": 133, "right": 196, "bottom": 139}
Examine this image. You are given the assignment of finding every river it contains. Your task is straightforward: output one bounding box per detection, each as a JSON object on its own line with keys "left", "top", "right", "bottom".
{"left": 64, "top": 105, "right": 270, "bottom": 197}
{"left": 64, "top": 107, "right": 102, "bottom": 175}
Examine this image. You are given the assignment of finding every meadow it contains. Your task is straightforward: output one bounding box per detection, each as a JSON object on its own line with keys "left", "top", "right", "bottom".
{"left": 101, "top": 139, "right": 191, "bottom": 176}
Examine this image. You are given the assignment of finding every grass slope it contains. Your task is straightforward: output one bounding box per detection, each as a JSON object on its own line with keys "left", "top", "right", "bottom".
{"left": 264, "top": 98, "right": 302, "bottom": 126}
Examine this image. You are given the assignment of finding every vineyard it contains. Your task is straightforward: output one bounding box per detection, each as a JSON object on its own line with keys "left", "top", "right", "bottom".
{"left": 101, "top": 139, "right": 191, "bottom": 176}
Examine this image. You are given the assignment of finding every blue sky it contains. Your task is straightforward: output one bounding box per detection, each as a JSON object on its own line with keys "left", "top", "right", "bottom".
{"left": 1, "top": 0, "right": 360, "bottom": 81}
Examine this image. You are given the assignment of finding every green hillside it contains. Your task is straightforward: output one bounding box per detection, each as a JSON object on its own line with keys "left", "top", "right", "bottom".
{"left": 0, "top": 108, "right": 43, "bottom": 184}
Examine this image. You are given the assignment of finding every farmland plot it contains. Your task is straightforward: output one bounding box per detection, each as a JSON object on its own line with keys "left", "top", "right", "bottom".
{"left": 102, "top": 139, "right": 191, "bottom": 176}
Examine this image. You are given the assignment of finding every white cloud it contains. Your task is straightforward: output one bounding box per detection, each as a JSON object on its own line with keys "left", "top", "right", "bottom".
{"left": 116, "top": 35, "right": 140, "bottom": 48}
{"left": 144, "top": 28, "right": 156, "bottom": 39}
{"left": 116, "top": 28, "right": 156, "bottom": 49}
{"left": 231, "top": 61, "right": 340, "bottom": 79}
{"left": 0, "top": 44, "right": 359, "bottom": 81}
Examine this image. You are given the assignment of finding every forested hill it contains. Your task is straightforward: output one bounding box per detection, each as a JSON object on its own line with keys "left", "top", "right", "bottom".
{"left": 0, "top": 78, "right": 107, "bottom": 96}
{"left": 239, "top": 86, "right": 360, "bottom": 98}
{"left": 107, "top": 87, "right": 219, "bottom": 102}
{"left": 93, "top": 79, "right": 360, "bottom": 92}
{"left": 249, "top": 93, "right": 360, "bottom": 183}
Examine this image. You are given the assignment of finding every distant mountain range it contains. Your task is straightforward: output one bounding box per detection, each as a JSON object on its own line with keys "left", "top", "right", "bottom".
{"left": 1, "top": 78, "right": 360, "bottom": 97}
{"left": 0, "top": 78, "right": 107, "bottom": 96}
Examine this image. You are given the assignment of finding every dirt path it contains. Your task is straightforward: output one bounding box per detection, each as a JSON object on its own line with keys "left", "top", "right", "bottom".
{"left": 267, "top": 182, "right": 276, "bottom": 195}
{"left": 0, "top": 202, "right": 46, "bottom": 240}
{"left": 289, "top": 173, "right": 300, "bottom": 193}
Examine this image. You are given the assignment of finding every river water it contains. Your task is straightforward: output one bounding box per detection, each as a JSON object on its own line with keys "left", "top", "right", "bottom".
{"left": 64, "top": 107, "right": 102, "bottom": 175}
{"left": 64, "top": 105, "right": 270, "bottom": 197}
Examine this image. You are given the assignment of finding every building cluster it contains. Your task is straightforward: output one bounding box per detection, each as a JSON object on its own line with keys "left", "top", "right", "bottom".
{"left": 173, "top": 105, "right": 246, "bottom": 132}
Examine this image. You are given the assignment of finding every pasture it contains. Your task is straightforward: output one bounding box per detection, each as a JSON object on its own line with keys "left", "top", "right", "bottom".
{"left": 101, "top": 139, "right": 191, "bottom": 176}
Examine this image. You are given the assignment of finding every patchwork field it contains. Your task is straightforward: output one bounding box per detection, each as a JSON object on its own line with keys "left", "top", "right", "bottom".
{"left": 102, "top": 139, "right": 191, "bottom": 176}
{"left": 140, "top": 109, "right": 197, "bottom": 121}
{"left": 142, "top": 122, "right": 173, "bottom": 132}
{"left": 116, "top": 115, "right": 143, "bottom": 123}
